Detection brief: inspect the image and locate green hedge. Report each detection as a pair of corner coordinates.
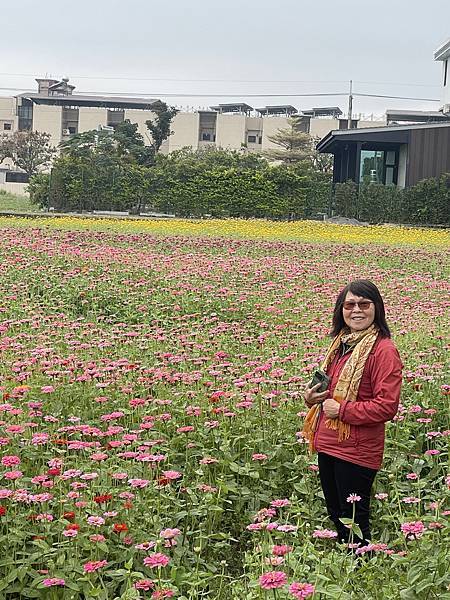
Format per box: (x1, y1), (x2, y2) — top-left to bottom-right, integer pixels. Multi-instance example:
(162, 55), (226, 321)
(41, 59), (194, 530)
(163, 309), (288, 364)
(334, 176), (450, 225)
(28, 145), (449, 225)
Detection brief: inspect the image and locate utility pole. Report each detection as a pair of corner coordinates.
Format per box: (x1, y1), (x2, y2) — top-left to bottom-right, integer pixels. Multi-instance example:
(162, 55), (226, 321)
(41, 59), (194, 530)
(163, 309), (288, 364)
(347, 80), (353, 129)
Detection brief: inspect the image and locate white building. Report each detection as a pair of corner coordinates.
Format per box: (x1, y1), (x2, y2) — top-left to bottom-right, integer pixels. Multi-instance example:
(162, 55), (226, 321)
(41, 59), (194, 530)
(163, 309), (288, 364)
(0, 78), (385, 193)
(434, 38), (450, 113)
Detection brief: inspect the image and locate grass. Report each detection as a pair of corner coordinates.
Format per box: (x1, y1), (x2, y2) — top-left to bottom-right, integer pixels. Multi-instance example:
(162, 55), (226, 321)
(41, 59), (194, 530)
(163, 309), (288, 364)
(0, 190), (38, 213)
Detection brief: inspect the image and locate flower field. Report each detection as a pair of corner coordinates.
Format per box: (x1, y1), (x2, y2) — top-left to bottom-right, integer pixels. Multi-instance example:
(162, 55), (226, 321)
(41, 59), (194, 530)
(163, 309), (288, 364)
(0, 216), (448, 599)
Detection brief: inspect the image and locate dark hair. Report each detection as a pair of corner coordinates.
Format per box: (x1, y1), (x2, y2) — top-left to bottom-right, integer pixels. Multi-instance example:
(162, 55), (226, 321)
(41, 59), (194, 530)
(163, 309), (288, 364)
(330, 279), (391, 338)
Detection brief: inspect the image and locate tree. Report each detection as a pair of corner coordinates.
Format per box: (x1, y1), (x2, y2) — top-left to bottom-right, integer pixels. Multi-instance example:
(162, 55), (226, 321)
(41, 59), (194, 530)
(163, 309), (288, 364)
(309, 136), (334, 174)
(0, 131), (56, 176)
(145, 101), (178, 159)
(264, 116), (314, 164)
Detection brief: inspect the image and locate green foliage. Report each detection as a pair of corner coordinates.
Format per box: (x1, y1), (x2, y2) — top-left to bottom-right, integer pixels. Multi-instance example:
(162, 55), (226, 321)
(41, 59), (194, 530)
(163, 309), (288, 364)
(30, 105), (177, 212)
(0, 130), (56, 176)
(333, 177), (450, 225)
(264, 116), (314, 164)
(145, 100), (179, 156)
(147, 148), (329, 219)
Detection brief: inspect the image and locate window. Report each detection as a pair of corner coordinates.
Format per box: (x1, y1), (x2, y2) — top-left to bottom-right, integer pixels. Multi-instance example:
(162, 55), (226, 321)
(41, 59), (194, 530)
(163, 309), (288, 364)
(68, 126), (77, 134)
(247, 135), (257, 143)
(359, 149), (398, 185)
(3, 123), (12, 131)
(6, 172), (29, 183)
(258, 136), (262, 144)
(18, 99), (33, 131)
(202, 132), (211, 141)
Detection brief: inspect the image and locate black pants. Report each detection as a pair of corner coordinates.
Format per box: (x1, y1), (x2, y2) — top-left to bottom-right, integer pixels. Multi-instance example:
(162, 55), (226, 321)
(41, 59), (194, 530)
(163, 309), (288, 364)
(318, 452), (377, 544)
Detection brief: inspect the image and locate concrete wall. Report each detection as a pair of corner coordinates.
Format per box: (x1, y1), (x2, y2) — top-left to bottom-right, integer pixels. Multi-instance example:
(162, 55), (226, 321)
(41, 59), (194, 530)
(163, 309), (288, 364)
(168, 112), (199, 152)
(33, 105), (62, 146)
(261, 116), (289, 150)
(124, 109), (154, 145)
(309, 119), (340, 140)
(78, 107), (107, 132)
(0, 182), (29, 195)
(216, 114), (246, 149)
(0, 97), (16, 133)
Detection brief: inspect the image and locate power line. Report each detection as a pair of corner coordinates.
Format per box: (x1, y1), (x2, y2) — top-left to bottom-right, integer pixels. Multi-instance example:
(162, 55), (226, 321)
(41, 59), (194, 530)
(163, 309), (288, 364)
(0, 72), (441, 88)
(354, 93), (440, 102)
(0, 86), (440, 102)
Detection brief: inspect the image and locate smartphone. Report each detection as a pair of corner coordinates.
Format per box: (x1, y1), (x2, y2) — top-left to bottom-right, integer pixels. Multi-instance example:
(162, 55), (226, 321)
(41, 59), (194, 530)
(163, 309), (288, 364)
(308, 369), (330, 393)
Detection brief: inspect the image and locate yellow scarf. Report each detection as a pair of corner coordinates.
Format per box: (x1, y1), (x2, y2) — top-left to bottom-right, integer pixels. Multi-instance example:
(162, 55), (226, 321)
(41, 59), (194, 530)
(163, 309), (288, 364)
(302, 324), (379, 450)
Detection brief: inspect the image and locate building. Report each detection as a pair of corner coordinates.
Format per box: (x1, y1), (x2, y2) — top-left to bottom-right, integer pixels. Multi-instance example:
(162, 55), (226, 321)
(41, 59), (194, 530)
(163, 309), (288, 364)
(317, 38), (450, 189)
(434, 38), (450, 113)
(317, 122), (450, 188)
(0, 78), (383, 164)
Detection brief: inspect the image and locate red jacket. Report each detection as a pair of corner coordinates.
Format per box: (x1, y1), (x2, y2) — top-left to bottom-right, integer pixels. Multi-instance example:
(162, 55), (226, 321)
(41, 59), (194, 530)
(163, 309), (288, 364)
(314, 336), (402, 470)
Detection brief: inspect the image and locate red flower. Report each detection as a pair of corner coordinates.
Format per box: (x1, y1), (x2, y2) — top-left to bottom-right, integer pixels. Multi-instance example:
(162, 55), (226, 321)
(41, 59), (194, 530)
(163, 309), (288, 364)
(157, 477), (170, 486)
(47, 468), (61, 477)
(65, 523), (80, 531)
(123, 501), (133, 510)
(94, 494), (113, 504)
(0, 506), (6, 517)
(63, 511), (76, 521)
(113, 523), (128, 533)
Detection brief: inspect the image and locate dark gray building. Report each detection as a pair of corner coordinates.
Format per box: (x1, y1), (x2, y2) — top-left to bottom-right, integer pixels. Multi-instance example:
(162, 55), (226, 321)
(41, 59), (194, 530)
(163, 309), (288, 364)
(317, 122), (450, 188)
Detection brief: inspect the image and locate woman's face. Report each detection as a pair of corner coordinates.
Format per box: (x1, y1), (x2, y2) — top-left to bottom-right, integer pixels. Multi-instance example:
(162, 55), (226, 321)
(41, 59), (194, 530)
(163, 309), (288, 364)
(342, 291), (376, 333)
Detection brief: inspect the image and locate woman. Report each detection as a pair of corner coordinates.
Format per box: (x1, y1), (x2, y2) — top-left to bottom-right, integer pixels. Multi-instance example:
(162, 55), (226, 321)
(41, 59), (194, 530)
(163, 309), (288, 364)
(303, 279), (402, 545)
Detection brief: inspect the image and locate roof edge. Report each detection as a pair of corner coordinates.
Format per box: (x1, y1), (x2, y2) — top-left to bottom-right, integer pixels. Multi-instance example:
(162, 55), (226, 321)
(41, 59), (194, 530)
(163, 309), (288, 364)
(434, 38), (450, 60)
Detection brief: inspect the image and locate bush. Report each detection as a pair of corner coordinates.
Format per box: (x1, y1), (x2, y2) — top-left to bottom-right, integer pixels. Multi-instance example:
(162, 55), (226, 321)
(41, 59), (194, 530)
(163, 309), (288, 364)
(333, 176), (450, 226)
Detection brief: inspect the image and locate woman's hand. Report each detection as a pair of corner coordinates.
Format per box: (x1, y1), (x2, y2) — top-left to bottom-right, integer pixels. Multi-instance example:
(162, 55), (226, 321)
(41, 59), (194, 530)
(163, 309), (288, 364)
(304, 383), (329, 408)
(323, 398), (341, 419)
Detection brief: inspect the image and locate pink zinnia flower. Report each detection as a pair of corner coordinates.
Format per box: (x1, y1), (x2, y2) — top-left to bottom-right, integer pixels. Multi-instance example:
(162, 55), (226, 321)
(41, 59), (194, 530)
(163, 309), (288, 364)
(3, 470), (22, 480)
(313, 528), (338, 539)
(401, 521), (426, 539)
(160, 528), (181, 539)
(252, 453), (268, 461)
(42, 578), (65, 587)
(41, 386), (55, 393)
(259, 571), (288, 589)
(277, 524), (298, 532)
(63, 529), (78, 537)
(270, 498), (291, 508)
(346, 493), (361, 503)
(162, 470), (182, 480)
(143, 553), (170, 569)
(375, 493), (388, 500)
(272, 545), (293, 556)
(128, 478), (150, 488)
(87, 516), (105, 527)
(402, 497), (420, 504)
(83, 560), (108, 573)
(134, 579), (154, 591)
(89, 534), (106, 542)
(289, 582), (315, 598)
(1, 455), (20, 467)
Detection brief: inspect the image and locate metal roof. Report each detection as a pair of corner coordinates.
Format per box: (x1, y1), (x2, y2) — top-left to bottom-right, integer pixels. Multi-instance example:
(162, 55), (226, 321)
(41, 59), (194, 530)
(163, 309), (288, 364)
(386, 109), (450, 123)
(255, 105), (298, 115)
(210, 103), (254, 113)
(317, 121), (450, 153)
(16, 93), (159, 110)
(434, 38), (450, 61)
(302, 106), (343, 117)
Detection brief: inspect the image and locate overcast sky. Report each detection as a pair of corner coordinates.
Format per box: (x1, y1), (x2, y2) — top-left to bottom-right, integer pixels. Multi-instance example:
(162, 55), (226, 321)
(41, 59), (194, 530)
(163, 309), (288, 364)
(2, 0), (449, 116)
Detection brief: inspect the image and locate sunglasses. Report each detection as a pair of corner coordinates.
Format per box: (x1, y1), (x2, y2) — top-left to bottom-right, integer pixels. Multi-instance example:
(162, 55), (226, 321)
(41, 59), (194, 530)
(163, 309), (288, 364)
(342, 300), (373, 311)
